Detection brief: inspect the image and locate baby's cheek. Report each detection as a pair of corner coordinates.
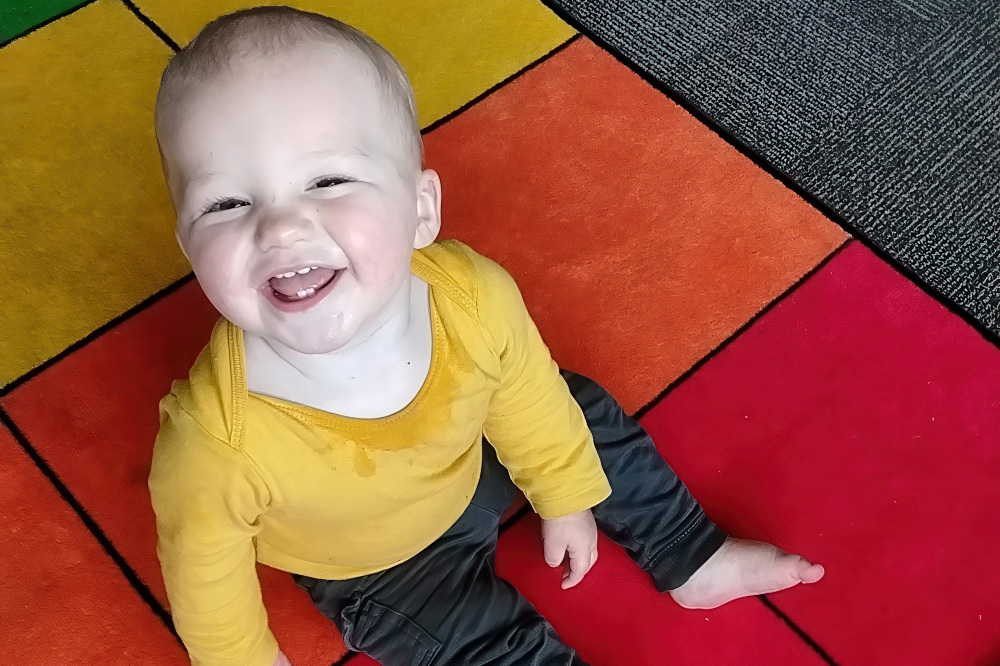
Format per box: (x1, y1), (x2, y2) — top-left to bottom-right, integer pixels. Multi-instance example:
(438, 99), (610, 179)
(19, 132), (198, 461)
(193, 243), (251, 312)
(361, 243), (409, 285)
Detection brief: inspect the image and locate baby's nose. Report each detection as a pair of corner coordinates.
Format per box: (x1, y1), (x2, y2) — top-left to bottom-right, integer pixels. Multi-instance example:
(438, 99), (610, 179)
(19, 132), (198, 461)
(255, 209), (314, 250)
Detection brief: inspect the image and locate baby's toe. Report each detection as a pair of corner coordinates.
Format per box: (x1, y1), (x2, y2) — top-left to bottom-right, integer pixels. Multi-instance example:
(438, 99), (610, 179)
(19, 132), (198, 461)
(799, 562), (825, 584)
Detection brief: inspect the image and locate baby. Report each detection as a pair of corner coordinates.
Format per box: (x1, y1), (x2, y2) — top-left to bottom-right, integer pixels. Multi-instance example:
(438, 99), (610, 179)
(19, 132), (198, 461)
(149, 7), (824, 666)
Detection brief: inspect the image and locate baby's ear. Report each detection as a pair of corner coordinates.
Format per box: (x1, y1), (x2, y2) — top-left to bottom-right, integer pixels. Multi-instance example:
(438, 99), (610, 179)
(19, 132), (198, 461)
(413, 168), (442, 249)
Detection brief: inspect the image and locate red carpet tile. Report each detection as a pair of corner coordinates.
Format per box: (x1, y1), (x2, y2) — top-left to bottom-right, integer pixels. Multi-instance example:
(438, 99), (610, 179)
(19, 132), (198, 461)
(0, 280), (348, 666)
(639, 241), (1000, 666)
(0, 426), (186, 664)
(494, 514), (828, 666)
(424, 37), (846, 414)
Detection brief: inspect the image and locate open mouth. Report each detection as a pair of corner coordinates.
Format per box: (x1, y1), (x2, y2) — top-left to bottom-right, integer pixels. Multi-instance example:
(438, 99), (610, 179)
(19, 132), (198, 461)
(262, 266), (342, 310)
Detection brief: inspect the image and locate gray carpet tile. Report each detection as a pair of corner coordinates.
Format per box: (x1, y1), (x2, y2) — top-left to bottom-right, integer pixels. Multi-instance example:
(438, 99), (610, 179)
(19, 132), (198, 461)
(546, 0), (999, 336)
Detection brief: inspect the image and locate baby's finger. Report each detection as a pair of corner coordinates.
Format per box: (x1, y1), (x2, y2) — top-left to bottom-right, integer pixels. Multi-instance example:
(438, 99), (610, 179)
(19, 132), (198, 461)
(560, 548), (595, 589)
(543, 534), (568, 568)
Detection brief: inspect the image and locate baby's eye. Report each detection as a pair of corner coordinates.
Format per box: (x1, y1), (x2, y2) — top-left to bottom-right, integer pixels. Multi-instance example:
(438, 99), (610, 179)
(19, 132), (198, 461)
(202, 197), (247, 215)
(313, 176), (356, 189)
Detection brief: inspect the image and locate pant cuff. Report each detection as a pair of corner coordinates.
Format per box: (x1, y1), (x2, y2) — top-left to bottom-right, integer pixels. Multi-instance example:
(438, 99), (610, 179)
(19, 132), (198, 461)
(646, 515), (728, 592)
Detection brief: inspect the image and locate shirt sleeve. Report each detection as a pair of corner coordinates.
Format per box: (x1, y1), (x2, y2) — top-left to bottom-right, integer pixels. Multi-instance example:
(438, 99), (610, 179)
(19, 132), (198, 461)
(149, 392), (278, 666)
(473, 252), (612, 519)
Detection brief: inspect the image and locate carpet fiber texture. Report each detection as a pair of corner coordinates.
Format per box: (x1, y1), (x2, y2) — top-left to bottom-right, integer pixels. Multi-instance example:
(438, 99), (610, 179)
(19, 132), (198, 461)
(545, 0), (1000, 336)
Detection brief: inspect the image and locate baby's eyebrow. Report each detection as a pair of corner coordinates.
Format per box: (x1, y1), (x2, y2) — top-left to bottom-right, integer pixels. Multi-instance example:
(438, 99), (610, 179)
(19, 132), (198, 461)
(306, 146), (369, 158)
(179, 148), (370, 193)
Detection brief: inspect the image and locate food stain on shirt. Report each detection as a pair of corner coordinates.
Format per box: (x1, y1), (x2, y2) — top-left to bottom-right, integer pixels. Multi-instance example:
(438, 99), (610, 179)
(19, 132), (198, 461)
(347, 439), (376, 477)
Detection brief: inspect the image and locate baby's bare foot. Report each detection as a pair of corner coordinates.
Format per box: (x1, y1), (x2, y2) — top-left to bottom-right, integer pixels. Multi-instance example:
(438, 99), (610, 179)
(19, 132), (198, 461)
(669, 537), (824, 609)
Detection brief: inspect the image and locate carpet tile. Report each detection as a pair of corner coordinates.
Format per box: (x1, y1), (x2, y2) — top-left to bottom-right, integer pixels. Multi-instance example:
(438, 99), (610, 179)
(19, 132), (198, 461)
(425, 37), (846, 413)
(0, 425), (188, 664)
(495, 514), (830, 665)
(639, 241), (1000, 666)
(133, 0), (577, 129)
(0, 0), (90, 44)
(0, 0), (184, 387)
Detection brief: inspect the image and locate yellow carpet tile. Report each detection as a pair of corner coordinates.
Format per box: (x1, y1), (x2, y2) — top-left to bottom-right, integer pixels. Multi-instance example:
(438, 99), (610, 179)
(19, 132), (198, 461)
(136, 0), (576, 128)
(0, 0), (181, 387)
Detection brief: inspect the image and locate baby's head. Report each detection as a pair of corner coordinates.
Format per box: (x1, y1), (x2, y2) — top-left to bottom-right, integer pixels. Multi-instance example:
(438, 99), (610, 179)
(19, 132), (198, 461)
(154, 6), (441, 355)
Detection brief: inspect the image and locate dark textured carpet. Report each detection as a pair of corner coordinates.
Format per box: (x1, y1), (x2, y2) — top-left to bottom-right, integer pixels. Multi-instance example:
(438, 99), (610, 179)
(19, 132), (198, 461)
(544, 0), (1000, 337)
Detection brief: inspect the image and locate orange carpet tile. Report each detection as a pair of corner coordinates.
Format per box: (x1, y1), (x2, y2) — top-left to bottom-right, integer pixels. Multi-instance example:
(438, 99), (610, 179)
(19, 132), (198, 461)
(426, 37), (846, 414)
(0, 426), (187, 664)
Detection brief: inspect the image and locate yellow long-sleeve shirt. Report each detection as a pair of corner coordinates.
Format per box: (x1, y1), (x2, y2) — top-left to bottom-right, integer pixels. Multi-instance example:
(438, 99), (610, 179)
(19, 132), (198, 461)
(148, 240), (612, 666)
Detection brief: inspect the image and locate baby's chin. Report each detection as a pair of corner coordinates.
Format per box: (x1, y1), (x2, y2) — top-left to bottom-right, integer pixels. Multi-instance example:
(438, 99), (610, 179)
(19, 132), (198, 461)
(257, 318), (356, 356)
(274, 336), (350, 355)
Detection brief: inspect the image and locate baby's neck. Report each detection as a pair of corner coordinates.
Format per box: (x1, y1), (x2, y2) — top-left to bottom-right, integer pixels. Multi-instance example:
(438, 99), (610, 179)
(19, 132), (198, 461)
(243, 277), (434, 417)
(257, 290), (416, 382)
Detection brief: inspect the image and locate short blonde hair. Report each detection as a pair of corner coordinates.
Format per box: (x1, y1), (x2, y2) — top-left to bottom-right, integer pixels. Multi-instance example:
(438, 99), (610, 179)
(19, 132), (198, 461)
(154, 5), (422, 174)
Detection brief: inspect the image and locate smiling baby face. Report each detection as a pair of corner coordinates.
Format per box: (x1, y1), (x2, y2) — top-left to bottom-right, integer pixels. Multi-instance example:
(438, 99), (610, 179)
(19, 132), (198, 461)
(156, 40), (440, 355)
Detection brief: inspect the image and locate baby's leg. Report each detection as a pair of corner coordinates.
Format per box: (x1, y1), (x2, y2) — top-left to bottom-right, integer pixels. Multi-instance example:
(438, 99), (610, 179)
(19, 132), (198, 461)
(561, 370), (823, 608)
(295, 443), (589, 666)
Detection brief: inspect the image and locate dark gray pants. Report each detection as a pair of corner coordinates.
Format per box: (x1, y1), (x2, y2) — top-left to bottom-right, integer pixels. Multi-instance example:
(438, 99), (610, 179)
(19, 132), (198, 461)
(294, 370), (726, 666)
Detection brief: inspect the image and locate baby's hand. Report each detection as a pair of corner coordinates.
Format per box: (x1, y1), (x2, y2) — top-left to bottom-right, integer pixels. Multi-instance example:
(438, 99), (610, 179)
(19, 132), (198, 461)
(540, 509), (598, 589)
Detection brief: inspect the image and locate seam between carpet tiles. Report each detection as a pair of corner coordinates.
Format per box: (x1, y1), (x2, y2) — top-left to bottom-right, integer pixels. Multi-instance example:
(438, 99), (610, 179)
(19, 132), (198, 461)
(632, 238), (851, 421)
(758, 596), (843, 666)
(0, 407), (181, 643)
(0, 272), (195, 397)
(420, 33), (581, 136)
(0, 0), (99, 49)
(534, 0), (1000, 350)
(119, 0), (180, 51)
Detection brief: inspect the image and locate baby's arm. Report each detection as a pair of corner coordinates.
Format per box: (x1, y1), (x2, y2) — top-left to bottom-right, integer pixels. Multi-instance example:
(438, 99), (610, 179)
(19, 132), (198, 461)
(150, 393), (280, 666)
(471, 249), (610, 587)
(476, 254), (610, 514)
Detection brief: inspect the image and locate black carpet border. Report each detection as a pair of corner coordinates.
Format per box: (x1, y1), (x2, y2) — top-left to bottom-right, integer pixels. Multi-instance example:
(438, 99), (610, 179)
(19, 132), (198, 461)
(759, 596), (843, 666)
(0, 272), (197, 398)
(119, 0), (179, 51)
(632, 239), (850, 420)
(0, 406), (181, 643)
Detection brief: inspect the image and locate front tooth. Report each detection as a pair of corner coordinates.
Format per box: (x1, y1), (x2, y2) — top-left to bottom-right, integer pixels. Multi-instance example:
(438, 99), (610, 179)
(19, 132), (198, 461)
(297, 267), (312, 274)
(305, 287), (315, 295)
(282, 272), (296, 278)
(296, 289), (308, 297)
